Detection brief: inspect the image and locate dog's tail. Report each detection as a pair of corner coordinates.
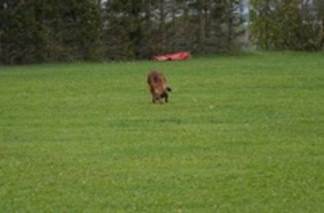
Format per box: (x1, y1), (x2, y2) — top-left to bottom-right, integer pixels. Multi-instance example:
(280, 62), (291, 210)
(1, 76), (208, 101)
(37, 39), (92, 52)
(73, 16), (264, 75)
(166, 86), (172, 92)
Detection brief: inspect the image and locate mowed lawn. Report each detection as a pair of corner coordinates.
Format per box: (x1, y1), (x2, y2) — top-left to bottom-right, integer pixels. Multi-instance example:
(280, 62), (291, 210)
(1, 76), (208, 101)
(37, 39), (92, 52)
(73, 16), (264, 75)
(0, 52), (324, 212)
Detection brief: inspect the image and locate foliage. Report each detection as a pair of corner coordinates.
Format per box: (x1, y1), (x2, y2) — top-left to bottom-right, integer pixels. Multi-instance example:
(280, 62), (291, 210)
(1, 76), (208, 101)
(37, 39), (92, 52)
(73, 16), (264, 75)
(0, 0), (102, 64)
(250, 0), (323, 50)
(2, 0), (324, 64)
(103, 0), (244, 60)
(1, 0), (245, 63)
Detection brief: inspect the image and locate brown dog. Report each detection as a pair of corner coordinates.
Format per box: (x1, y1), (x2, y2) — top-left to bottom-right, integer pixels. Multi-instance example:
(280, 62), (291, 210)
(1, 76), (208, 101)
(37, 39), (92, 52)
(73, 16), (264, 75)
(147, 70), (172, 103)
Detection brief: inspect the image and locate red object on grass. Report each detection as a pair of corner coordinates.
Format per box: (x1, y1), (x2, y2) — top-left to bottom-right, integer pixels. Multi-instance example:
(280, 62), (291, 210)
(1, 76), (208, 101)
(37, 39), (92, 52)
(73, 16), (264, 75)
(153, 51), (191, 61)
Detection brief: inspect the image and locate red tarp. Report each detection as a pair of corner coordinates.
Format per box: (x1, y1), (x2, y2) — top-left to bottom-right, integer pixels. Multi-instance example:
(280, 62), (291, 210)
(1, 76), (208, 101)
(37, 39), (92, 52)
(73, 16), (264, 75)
(153, 51), (191, 61)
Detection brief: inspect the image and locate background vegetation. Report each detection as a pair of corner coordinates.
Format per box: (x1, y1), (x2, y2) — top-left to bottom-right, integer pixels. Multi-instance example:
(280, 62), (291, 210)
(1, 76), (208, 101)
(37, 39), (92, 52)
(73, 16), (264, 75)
(0, 0), (102, 64)
(1, 52), (324, 211)
(250, 0), (324, 51)
(1, 0), (323, 64)
(0, 0), (245, 64)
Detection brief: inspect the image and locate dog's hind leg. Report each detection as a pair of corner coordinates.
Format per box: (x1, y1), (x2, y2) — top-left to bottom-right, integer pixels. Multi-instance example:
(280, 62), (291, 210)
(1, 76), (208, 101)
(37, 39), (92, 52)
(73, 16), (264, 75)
(164, 92), (169, 103)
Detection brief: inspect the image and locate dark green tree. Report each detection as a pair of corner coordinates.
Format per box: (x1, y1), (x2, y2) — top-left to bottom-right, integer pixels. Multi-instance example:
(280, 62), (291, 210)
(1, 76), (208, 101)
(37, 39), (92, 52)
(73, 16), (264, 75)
(0, 0), (46, 64)
(1, 0), (247, 63)
(250, 0), (323, 51)
(103, 0), (243, 60)
(0, 0), (101, 64)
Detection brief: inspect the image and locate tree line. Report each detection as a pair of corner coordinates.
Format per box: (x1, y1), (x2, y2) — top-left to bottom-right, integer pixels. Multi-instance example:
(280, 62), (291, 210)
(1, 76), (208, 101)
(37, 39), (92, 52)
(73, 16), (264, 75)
(250, 0), (324, 51)
(0, 0), (245, 64)
(0, 0), (323, 65)
(0, 0), (102, 64)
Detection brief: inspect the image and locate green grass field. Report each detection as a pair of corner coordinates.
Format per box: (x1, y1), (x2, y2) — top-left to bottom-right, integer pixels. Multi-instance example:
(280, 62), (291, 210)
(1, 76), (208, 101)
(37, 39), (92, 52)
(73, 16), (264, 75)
(1, 52), (324, 212)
